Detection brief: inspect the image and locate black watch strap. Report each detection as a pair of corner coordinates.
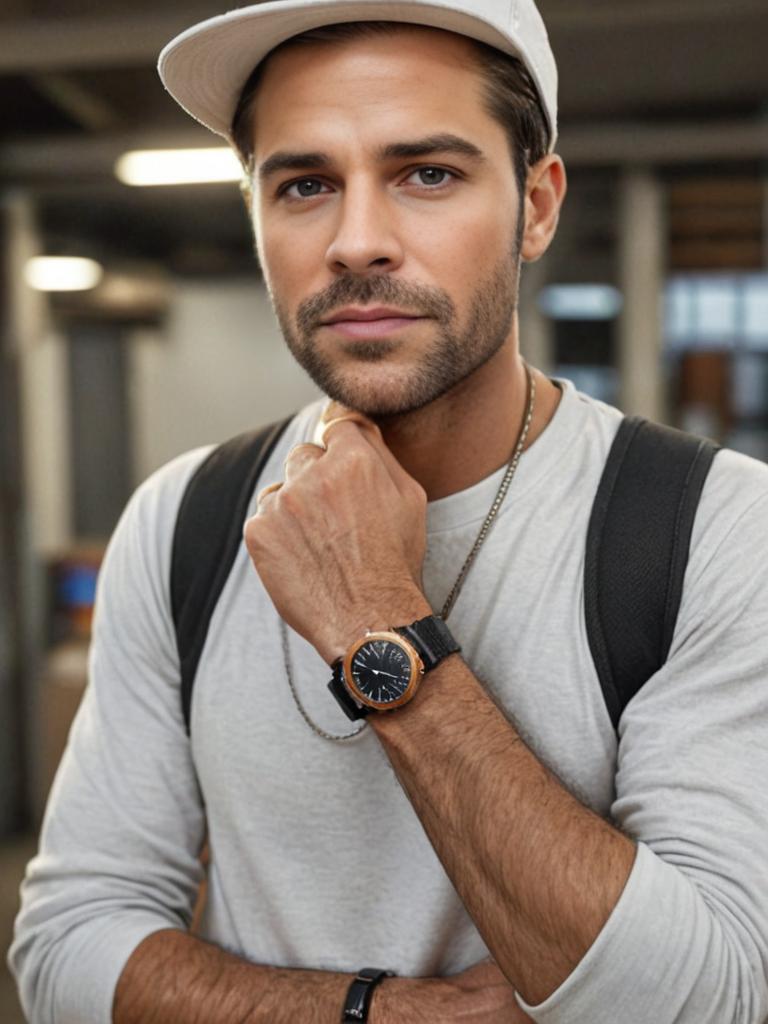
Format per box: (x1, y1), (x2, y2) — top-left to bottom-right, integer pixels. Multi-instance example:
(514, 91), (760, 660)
(327, 616), (460, 720)
(394, 615), (461, 671)
(342, 968), (393, 1021)
(328, 661), (370, 721)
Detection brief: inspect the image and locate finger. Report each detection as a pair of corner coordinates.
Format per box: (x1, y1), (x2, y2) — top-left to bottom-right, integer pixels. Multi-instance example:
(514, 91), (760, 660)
(314, 404), (381, 446)
(322, 416), (420, 500)
(283, 441), (326, 482)
(256, 481), (282, 511)
(320, 399), (353, 424)
(312, 400), (357, 444)
(319, 412), (374, 448)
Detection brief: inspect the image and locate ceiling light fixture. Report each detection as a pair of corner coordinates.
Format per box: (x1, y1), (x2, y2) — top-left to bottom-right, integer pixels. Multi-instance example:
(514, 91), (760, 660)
(25, 257), (104, 292)
(115, 148), (242, 186)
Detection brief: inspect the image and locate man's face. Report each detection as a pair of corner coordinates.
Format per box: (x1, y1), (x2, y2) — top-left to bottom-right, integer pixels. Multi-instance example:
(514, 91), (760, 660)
(251, 27), (526, 417)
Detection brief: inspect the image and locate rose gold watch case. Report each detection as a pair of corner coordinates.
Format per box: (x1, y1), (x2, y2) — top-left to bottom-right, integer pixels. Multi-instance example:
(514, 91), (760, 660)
(343, 630), (425, 711)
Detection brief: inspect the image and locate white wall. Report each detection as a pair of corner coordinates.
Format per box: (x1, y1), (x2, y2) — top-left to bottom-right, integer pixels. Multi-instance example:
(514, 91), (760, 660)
(130, 277), (322, 483)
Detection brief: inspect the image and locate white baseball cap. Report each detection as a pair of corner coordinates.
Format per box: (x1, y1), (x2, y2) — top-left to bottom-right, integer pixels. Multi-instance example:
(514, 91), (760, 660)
(158, 0), (558, 152)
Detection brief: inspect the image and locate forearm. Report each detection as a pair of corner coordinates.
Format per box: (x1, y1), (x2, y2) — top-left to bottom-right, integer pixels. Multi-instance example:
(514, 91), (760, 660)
(371, 654), (636, 1007)
(113, 929), (532, 1024)
(113, 929), (351, 1024)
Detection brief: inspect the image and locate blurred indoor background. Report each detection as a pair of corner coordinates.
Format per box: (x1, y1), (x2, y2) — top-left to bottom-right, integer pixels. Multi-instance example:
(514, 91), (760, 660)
(1, 0), (767, 1018)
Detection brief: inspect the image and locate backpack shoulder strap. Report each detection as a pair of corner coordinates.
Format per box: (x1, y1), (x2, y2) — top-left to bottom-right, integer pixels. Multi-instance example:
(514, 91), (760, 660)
(171, 418), (292, 734)
(584, 415), (720, 731)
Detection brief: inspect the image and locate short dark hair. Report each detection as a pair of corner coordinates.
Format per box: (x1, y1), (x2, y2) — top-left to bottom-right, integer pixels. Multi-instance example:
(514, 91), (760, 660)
(231, 21), (551, 202)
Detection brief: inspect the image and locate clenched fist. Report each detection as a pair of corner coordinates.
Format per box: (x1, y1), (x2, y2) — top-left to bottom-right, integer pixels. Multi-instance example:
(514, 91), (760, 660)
(243, 406), (432, 665)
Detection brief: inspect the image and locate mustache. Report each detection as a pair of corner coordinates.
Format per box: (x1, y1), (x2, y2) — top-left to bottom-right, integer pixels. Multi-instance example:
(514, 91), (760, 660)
(295, 275), (455, 334)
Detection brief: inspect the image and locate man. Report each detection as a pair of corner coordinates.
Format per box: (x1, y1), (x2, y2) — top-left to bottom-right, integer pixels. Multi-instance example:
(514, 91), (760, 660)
(10, 1), (768, 1022)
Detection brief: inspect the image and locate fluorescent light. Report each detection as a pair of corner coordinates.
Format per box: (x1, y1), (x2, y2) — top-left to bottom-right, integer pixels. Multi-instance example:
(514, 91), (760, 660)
(25, 257), (103, 292)
(115, 148), (242, 186)
(537, 285), (624, 321)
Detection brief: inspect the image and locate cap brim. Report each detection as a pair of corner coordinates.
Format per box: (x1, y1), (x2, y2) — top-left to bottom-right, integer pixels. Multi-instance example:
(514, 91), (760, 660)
(158, 0), (556, 149)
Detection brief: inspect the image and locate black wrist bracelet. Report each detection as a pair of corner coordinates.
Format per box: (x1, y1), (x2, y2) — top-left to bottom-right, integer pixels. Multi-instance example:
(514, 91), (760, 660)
(341, 967), (393, 1022)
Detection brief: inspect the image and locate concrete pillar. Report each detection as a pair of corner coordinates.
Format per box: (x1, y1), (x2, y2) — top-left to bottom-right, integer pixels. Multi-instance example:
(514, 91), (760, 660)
(6, 193), (72, 553)
(617, 167), (666, 422)
(0, 197), (22, 832)
(2, 191), (71, 829)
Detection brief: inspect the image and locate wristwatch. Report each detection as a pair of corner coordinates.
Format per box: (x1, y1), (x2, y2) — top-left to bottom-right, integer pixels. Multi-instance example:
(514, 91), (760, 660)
(328, 614), (461, 720)
(342, 968), (393, 1021)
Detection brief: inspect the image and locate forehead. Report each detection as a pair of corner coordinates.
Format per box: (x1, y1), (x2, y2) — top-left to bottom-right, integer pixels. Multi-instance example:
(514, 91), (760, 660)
(251, 26), (496, 158)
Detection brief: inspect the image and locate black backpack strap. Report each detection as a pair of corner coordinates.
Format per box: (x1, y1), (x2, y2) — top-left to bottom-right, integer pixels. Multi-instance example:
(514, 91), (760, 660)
(585, 416), (720, 731)
(171, 418), (292, 734)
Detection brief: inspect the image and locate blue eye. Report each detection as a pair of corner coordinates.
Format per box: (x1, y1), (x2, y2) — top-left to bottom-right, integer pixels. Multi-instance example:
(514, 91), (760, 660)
(415, 167), (449, 186)
(284, 179), (327, 199)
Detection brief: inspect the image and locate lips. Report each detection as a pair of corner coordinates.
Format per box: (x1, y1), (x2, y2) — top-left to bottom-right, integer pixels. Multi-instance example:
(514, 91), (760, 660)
(320, 306), (425, 340)
(321, 306), (420, 325)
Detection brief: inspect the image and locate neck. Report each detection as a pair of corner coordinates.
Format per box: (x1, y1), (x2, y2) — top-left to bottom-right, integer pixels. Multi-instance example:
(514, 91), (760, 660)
(373, 341), (562, 501)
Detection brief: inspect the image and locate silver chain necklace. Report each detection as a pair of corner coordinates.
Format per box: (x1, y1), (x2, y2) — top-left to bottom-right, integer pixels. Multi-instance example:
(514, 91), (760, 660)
(281, 360), (537, 742)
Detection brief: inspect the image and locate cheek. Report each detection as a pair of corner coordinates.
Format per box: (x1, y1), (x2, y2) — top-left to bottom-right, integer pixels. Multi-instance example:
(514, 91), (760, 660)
(259, 233), (300, 302)
(257, 213), (326, 301)
(409, 213), (510, 292)
(415, 193), (516, 264)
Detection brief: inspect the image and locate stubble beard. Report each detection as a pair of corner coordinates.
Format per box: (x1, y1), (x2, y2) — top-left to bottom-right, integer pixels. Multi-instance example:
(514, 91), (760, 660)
(270, 221), (524, 418)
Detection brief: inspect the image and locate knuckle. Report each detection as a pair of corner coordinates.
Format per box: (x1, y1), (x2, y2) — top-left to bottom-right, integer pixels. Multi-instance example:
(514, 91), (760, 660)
(279, 485), (303, 516)
(317, 475), (337, 501)
(243, 517), (263, 553)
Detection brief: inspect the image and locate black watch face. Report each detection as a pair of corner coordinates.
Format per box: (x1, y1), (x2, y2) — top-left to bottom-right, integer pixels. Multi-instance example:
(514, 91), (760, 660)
(349, 638), (413, 707)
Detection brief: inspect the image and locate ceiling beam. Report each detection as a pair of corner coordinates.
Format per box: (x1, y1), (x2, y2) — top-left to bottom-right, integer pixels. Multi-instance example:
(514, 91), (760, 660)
(0, 9), (216, 73)
(2, 119), (767, 187)
(541, 0), (767, 29)
(29, 74), (117, 132)
(1, 1), (766, 73)
(559, 118), (768, 167)
(0, 131), (213, 184)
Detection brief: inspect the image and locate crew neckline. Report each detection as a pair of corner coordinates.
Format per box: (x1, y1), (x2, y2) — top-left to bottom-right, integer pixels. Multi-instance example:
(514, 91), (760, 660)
(301, 377), (588, 535)
(425, 376), (584, 534)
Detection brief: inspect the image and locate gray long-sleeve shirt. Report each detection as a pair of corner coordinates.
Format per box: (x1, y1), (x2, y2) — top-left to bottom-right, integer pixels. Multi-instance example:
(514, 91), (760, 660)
(10, 378), (768, 1022)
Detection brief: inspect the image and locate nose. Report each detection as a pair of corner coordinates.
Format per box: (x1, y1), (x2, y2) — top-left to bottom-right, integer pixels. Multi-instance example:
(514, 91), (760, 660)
(325, 181), (404, 275)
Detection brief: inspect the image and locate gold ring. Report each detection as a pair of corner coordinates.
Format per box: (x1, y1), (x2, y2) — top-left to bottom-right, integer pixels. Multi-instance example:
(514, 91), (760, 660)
(257, 482), (283, 504)
(320, 413), (369, 447)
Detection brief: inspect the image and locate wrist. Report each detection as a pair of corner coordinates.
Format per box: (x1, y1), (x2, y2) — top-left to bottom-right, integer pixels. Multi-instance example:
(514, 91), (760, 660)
(328, 612), (461, 724)
(366, 643), (466, 737)
(323, 589), (433, 665)
(369, 974), (439, 1022)
(341, 968), (395, 1022)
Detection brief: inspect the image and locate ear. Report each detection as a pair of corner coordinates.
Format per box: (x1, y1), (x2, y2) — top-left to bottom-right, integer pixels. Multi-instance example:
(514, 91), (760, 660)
(521, 154), (567, 263)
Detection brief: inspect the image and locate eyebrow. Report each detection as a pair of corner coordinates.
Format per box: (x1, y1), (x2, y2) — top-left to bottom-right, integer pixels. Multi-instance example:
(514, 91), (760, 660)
(258, 151), (330, 183)
(379, 134), (485, 163)
(257, 133), (486, 184)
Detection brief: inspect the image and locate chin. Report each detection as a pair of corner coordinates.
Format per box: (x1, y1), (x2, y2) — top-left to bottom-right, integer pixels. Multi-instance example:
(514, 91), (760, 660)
(318, 367), (457, 419)
(322, 382), (416, 418)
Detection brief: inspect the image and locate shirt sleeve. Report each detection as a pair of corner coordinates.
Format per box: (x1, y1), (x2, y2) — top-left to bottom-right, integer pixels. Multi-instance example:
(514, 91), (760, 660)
(8, 449), (212, 1024)
(517, 460), (768, 1023)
